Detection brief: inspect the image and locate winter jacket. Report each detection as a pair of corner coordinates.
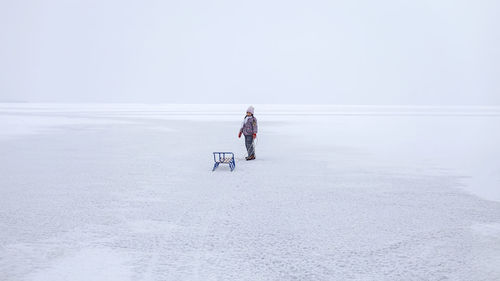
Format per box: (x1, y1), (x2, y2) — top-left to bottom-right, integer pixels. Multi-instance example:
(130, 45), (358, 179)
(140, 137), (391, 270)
(240, 116), (258, 136)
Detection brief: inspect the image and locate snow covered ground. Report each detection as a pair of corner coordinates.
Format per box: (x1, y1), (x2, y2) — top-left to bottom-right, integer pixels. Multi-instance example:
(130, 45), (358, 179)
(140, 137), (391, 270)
(1, 103), (500, 280)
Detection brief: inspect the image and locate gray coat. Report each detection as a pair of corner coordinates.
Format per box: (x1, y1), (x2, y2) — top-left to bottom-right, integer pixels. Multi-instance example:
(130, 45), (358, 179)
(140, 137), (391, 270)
(240, 116), (258, 136)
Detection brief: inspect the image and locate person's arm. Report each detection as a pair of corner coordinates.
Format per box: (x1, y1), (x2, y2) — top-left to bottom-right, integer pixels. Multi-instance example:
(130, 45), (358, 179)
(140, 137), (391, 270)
(238, 123), (243, 138)
(252, 117), (258, 138)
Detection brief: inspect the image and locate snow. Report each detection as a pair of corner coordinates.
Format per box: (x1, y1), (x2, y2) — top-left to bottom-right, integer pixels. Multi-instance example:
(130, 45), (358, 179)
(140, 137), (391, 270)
(1, 103), (500, 280)
(27, 248), (134, 281)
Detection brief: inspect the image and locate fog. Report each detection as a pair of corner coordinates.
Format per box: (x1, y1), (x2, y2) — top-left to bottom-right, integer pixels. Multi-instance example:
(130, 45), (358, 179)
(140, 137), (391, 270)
(1, 0), (499, 105)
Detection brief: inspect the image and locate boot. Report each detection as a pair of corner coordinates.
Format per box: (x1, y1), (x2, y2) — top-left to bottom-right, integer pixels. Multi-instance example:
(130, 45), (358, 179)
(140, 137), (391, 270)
(247, 155), (255, 160)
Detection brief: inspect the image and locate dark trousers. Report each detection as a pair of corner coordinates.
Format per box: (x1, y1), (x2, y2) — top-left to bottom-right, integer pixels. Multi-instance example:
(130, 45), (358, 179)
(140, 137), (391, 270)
(244, 135), (255, 157)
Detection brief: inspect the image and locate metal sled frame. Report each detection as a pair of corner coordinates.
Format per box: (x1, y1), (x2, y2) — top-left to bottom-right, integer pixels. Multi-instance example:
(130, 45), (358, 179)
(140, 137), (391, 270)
(212, 152), (235, 172)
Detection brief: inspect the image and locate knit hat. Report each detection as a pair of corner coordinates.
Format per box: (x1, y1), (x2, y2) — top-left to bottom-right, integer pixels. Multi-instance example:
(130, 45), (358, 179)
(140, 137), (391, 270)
(246, 105), (255, 115)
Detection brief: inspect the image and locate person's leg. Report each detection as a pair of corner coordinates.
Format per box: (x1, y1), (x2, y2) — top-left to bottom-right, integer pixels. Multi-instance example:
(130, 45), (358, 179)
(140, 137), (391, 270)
(245, 135), (255, 158)
(244, 135), (251, 157)
(250, 137), (255, 158)
(245, 135), (254, 157)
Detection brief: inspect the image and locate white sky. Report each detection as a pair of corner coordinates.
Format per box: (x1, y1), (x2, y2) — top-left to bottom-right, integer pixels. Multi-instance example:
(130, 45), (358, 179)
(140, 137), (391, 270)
(0, 0), (499, 105)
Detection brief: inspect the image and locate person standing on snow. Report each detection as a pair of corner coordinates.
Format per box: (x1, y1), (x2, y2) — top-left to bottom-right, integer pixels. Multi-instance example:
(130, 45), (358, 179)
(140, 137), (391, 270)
(238, 106), (258, 160)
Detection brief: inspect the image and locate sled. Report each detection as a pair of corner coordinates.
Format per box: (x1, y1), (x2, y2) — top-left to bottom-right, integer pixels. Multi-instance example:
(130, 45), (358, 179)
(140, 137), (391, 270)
(212, 152), (235, 172)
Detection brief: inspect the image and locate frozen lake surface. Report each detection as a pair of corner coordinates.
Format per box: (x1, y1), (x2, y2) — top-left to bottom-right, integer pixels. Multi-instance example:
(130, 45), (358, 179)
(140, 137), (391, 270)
(1, 104), (500, 280)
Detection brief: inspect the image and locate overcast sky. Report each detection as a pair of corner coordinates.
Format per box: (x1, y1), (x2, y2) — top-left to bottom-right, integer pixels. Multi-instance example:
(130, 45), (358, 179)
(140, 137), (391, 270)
(0, 0), (498, 105)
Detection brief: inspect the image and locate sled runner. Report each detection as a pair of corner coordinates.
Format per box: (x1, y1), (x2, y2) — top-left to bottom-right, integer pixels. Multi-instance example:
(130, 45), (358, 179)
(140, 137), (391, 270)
(212, 152), (235, 172)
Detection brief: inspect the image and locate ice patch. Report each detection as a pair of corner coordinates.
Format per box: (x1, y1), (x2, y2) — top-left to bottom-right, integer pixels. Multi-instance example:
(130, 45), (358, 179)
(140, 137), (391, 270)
(471, 223), (500, 277)
(471, 223), (500, 238)
(0, 115), (135, 141)
(127, 220), (178, 234)
(27, 248), (133, 281)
